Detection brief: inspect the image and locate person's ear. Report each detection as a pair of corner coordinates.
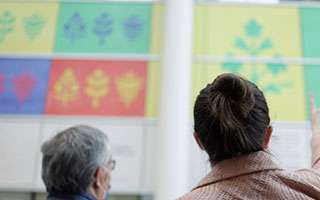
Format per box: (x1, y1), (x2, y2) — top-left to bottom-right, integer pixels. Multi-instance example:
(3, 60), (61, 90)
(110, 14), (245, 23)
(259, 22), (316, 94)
(94, 166), (105, 188)
(263, 126), (273, 149)
(194, 131), (205, 150)
(89, 166), (104, 199)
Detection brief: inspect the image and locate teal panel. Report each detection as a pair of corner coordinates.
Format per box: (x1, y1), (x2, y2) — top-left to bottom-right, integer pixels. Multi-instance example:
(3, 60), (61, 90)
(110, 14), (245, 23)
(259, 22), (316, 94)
(54, 2), (151, 53)
(301, 8), (320, 58)
(301, 8), (320, 118)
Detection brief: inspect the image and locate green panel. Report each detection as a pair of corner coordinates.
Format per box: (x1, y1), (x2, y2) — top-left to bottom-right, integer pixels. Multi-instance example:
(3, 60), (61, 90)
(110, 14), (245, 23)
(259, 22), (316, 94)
(303, 65), (320, 119)
(54, 2), (151, 53)
(301, 8), (320, 118)
(301, 8), (320, 58)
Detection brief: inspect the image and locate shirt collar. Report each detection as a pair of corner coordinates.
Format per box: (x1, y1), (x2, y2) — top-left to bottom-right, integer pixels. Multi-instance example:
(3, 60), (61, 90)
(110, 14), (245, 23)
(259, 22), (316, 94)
(192, 151), (283, 191)
(48, 191), (98, 200)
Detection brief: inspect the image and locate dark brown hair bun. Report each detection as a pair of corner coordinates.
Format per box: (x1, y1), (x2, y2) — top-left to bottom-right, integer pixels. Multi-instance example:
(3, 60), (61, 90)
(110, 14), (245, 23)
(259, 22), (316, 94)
(209, 73), (255, 131)
(194, 73), (270, 164)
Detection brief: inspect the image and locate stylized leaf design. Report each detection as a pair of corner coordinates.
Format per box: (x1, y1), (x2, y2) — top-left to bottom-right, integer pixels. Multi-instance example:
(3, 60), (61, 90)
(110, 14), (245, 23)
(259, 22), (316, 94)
(263, 82), (292, 94)
(0, 10), (15, 43)
(266, 55), (287, 75)
(223, 19), (293, 95)
(245, 19), (261, 38)
(234, 37), (249, 51)
(258, 37), (273, 52)
(262, 84), (281, 94)
(222, 53), (243, 72)
(52, 68), (80, 106)
(222, 62), (243, 73)
(6, 27), (13, 33)
(267, 63), (287, 75)
(12, 71), (37, 104)
(85, 69), (109, 108)
(24, 13), (46, 41)
(116, 71), (143, 107)
(280, 82), (293, 88)
(63, 12), (86, 42)
(93, 12), (113, 45)
(123, 15), (144, 42)
(0, 71), (5, 93)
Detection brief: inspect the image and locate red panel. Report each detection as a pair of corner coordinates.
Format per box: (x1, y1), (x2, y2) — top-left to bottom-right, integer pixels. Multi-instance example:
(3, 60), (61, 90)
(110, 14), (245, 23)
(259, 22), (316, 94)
(45, 60), (147, 116)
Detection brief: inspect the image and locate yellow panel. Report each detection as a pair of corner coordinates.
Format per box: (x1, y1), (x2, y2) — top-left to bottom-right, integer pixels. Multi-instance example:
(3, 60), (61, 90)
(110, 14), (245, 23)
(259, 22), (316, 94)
(145, 61), (161, 117)
(207, 5), (303, 57)
(199, 6), (306, 120)
(0, 2), (59, 52)
(193, 5), (210, 55)
(149, 3), (163, 54)
(146, 4), (162, 117)
(191, 62), (209, 116)
(146, 3), (162, 117)
(205, 63), (306, 120)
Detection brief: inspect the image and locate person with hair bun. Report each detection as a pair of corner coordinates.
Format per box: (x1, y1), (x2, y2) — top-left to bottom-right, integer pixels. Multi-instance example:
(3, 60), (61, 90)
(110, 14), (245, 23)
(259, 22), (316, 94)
(178, 73), (320, 200)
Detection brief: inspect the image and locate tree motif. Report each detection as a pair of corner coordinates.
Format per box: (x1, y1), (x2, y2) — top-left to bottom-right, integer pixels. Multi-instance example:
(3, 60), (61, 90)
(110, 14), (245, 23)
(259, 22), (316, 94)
(0, 10), (15, 43)
(12, 71), (37, 104)
(52, 69), (80, 107)
(222, 19), (291, 94)
(0, 70), (5, 93)
(93, 12), (113, 45)
(123, 15), (144, 42)
(63, 12), (86, 42)
(116, 71), (143, 107)
(85, 69), (109, 108)
(24, 13), (46, 41)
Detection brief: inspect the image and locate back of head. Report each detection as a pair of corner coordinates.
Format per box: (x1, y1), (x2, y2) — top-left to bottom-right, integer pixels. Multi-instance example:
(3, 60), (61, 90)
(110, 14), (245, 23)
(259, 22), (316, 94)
(41, 125), (109, 194)
(194, 73), (270, 164)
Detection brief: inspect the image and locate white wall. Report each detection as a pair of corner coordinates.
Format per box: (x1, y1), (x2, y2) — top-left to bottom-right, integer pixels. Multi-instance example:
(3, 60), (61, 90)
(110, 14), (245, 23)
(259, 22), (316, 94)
(0, 116), (313, 196)
(0, 116), (155, 196)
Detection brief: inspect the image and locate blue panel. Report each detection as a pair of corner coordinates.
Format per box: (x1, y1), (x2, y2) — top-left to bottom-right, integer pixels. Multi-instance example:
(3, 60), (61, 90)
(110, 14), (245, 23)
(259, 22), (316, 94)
(0, 58), (50, 114)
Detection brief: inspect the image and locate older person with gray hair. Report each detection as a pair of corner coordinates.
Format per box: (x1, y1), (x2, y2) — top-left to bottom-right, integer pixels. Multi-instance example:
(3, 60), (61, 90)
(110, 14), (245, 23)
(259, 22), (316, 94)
(41, 125), (115, 200)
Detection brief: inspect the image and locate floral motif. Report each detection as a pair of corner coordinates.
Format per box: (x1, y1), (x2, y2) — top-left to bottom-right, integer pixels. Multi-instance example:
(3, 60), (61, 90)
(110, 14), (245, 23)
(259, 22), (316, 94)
(245, 19), (261, 38)
(52, 68), (80, 106)
(63, 12), (86, 42)
(93, 12), (113, 45)
(0, 10), (15, 43)
(24, 13), (46, 41)
(85, 69), (109, 108)
(0, 70), (5, 93)
(222, 53), (243, 72)
(123, 15), (144, 42)
(12, 71), (37, 104)
(222, 19), (291, 94)
(116, 71), (143, 107)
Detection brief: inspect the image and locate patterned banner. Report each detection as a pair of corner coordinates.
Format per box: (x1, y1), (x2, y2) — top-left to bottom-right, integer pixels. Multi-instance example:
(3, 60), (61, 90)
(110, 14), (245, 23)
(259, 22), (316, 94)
(191, 5), (306, 120)
(301, 8), (320, 119)
(0, 59), (50, 114)
(149, 3), (163, 54)
(0, 2), (59, 52)
(145, 61), (160, 117)
(54, 2), (151, 53)
(45, 60), (147, 116)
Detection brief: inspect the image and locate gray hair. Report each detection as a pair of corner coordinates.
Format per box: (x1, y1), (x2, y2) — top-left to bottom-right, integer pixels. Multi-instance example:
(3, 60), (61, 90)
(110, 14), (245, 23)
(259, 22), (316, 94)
(41, 125), (110, 193)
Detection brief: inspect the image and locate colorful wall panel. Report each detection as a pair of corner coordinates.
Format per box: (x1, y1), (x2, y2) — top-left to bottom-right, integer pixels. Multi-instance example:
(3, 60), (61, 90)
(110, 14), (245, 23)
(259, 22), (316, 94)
(301, 8), (320, 119)
(0, 2), (59, 52)
(192, 5), (306, 120)
(45, 60), (147, 116)
(0, 2), (319, 120)
(0, 58), (50, 114)
(149, 3), (163, 54)
(145, 61), (160, 117)
(54, 2), (151, 53)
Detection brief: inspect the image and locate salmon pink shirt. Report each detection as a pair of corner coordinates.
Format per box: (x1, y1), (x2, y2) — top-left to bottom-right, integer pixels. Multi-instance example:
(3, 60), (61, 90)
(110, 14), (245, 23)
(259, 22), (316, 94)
(177, 136), (320, 200)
